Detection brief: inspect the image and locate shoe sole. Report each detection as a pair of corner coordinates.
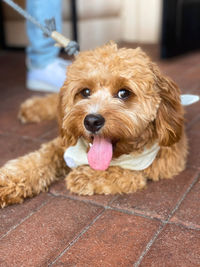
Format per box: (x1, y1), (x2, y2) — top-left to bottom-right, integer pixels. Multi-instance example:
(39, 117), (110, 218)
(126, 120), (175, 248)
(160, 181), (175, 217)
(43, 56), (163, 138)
(26, 80), (60, 93)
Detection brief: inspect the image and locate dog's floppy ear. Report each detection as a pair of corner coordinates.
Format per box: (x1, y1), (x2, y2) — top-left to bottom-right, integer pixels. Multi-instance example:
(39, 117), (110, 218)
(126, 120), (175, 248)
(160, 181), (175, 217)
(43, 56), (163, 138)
(57, 85), (78, 148)
(57, 87), (64, 132)
(151, 63), (184, 146)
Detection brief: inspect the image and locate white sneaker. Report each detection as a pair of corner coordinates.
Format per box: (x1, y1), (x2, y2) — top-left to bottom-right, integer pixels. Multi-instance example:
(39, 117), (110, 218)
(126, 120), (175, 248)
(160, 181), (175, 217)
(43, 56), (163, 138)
(26, 58), (72, 92)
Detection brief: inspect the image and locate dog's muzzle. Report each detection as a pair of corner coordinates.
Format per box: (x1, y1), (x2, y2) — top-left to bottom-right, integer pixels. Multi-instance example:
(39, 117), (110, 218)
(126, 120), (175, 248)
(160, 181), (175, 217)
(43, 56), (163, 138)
(84, 113), (105, 133)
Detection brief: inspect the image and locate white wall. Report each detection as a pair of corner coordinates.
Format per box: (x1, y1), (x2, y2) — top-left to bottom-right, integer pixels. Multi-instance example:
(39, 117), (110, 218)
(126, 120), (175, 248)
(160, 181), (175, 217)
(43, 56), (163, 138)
(4, 0), (162, 49)
(121, 0), (162, 43)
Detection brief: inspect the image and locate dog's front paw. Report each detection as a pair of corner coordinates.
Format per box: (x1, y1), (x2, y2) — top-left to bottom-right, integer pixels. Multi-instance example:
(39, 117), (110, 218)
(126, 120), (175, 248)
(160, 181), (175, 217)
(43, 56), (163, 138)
(18, 97), (46, 123)
(18, 94), (58, 123)
(0, 170), (25, 208)
(66, 166), (96, 195)
(66, 166), (147, 196)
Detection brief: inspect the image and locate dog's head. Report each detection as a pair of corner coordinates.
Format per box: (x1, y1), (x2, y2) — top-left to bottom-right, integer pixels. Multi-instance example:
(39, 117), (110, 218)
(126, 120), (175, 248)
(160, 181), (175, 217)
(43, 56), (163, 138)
(58, 42), (184, 168)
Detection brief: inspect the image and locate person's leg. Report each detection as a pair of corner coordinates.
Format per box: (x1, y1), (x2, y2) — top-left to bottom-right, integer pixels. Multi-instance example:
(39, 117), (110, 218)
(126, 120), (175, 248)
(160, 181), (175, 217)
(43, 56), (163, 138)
(26, 0), (71, 92)
(26, 0), (62, 68)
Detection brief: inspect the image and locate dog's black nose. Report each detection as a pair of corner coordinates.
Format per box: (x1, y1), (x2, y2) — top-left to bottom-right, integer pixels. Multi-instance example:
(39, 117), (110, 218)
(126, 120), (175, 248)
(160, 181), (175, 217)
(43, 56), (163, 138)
(84, 114), (105, 133)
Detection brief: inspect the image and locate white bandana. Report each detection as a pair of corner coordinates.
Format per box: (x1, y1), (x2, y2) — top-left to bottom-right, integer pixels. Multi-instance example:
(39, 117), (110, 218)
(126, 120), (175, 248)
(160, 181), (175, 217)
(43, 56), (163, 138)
(64, 138), (160, 171)
(63, 94), (199, 170)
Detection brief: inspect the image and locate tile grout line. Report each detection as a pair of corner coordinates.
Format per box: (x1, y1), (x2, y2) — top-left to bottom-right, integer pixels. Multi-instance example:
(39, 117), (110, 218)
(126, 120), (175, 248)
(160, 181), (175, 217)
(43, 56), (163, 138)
(48, 192), (164, 223)
(107, 195), (119, 206)
(134, 172), (200, 267)
(49, 190), (200, 231)
(39, 128), (58, 141)
(134, 223), (166, 267)
(0, 131), (42, 144)
(49, 209), (105, 266)
(186, 114), (200, 131)
(48, 192), (108, 209)
(167, 221), (200, 231)
(0, 128), (57, 144)
(166, 172), (200, 221)
(0, 198), (51, 241)
(107, 206), (163, 224)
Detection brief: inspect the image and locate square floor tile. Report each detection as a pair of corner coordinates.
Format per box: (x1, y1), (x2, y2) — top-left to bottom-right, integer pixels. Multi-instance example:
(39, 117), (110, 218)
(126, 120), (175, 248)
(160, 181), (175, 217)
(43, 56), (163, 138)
(0, 197), (103, 267)
(52, 210), (161, 266)
(111, 168), (198, 220)
(171, 178), (200, 229)
(140, 224), (200, 267)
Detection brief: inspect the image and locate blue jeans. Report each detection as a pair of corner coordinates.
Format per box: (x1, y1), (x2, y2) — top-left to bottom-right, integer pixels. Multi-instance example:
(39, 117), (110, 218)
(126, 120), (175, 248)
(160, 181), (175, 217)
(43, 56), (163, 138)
(26, 0), (62, 68)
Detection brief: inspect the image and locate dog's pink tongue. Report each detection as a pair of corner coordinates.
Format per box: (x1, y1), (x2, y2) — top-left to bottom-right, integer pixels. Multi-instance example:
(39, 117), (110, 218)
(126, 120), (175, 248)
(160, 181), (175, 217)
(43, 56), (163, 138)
(87, 136), (113, 171)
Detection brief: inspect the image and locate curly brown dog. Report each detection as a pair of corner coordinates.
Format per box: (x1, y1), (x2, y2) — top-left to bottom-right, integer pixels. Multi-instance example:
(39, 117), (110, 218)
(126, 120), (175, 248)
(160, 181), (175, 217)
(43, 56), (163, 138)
(0, 42), (188, 208)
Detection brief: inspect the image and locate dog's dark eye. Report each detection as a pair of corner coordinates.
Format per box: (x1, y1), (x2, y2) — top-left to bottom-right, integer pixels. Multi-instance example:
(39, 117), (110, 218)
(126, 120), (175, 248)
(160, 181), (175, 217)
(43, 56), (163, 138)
(80, 88), (91, 98)
(117, 89), (131, 100)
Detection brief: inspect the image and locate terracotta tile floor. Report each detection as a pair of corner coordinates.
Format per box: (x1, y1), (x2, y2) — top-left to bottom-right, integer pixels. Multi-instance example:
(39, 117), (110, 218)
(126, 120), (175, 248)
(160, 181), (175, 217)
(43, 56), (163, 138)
(0, 47), (200, 266)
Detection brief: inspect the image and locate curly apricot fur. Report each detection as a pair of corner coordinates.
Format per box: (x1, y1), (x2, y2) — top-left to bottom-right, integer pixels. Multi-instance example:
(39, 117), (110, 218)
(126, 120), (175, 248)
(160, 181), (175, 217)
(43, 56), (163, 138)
(0, 42), (187, 207)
